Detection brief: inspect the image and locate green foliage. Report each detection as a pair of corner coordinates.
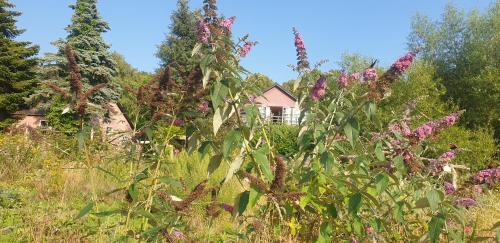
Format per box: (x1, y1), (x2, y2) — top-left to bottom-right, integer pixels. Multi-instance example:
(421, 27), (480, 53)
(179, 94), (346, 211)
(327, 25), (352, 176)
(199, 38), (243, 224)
(409, 2), (500, 139)
(281, 79), (298, 97)
(46, 97), (79, 134)
(111, 52), (151, 127)
(0, 0), (39, 128)
(266, 124), (300, 158)
(434, 126), (497, 171)
(245, 73), (274, 91)
(156, 0), (199, 69)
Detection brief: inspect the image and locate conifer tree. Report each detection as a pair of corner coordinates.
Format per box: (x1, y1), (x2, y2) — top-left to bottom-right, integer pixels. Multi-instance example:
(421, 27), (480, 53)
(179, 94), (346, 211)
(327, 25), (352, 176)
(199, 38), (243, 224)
(0, 0), (39, 128)
(156, 0), (198, 69)
(53, 0), (118, 104)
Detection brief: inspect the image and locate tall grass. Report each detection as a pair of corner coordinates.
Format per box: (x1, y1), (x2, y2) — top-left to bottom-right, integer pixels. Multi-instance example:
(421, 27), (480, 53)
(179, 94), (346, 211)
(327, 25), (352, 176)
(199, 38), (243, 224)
(0, 131), (242, 241)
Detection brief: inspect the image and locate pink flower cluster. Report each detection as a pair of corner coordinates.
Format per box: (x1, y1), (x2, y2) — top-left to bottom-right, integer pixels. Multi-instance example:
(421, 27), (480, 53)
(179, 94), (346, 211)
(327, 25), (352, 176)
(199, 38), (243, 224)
(363, 68), (378, 82)
(240, 41), (255, 58)
(438, 150), (457, 161)
(171, 230), (186, 240)
(219, 16), (236, 32)
(455, 198), (476, 208)
(403, 151), (414, 163)
(350, 72), (360, 81)
(391, 51), (417, 73)
(197, 20), (211, 44)
(430, 150), (457, 174)
(444, 182), (455, 194)
(412, 112), (462, 141)
(430, 159), (444, 174)
(311, 76), (327, 101)
(474, 167), (500, 185)
(293, 28), (310, 70)
(389, 122), (411, 137)
(198, 100), (209, 112)
(338, 72), (348, 88)
(173, 118), (184, 126)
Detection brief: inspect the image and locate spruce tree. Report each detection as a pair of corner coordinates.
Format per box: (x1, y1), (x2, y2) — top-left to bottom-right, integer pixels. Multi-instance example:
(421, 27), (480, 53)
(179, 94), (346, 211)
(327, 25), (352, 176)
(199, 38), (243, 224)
(0, 0), (39, 128)
(54, 0), (118, 104)
(156, 0), (198, 69)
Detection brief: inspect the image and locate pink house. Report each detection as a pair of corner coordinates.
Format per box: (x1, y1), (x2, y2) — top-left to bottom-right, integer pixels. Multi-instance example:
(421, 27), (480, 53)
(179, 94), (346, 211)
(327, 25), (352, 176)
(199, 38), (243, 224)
(253, 83), (301, 125)
(13, 103), (133, 145)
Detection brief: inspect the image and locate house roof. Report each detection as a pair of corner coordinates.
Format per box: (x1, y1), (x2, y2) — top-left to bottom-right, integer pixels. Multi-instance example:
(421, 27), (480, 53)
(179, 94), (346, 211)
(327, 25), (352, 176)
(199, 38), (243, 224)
(11, 108), (46, 117)
(262, 83), (297, 101)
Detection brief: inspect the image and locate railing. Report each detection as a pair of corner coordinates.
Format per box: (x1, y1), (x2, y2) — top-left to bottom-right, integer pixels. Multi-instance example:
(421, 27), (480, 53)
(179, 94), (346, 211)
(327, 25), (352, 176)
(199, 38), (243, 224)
(264, 114), (300, 125)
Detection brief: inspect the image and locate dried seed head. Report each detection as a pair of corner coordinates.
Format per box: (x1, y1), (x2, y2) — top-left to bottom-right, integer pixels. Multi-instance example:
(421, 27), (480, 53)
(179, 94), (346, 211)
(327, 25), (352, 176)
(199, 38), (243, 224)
(240, 171), (269, 193)
(170, 180), (208, 211)
(270, 156), (286, 192)
(275, 192), (307, 202)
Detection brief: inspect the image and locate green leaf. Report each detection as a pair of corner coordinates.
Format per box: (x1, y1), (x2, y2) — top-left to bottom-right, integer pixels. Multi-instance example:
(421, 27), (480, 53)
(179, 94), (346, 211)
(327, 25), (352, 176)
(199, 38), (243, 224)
(200, 54), (214, 75)
(375, 141), (385, 161)
(223, 148), (245, 184)
(128, 183), (138, 202)
(414, 197), (430, 209)
(93, 209), (122, 217)
(202, 68), (212, 88)
(320, 151), (334, 171)
(252, 148), (273, 182)
(326, 204), (337, 218)
(343, 117), (359, 148)
(248, 187), (262, 209)
(427, 190), (442, 211)
(211, 81), (228, 110)
(429, 214), (445, 243)
(393, 201), (404, 221)
(207, 154), (223, 175)
(364, 102), (377, 121)
(191, 43), (202, 57)
(223, 130), (242, 159)
(316, 222), (332, 243)
(213, 108), (223, 135)
(243, 105), (259, 128)
(198, 141), (213, 161)
(393, 156), (407, 178)
(145, 127), (153, 141)
(75, 202), (94, 220)
(348, 193), (362, 215)
(236, 191), (250, 215)
(375, 173), (389, 195)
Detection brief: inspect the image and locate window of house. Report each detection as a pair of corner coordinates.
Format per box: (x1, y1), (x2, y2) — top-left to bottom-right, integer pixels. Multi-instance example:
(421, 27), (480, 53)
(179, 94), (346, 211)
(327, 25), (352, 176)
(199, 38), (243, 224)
(40, 120), (48, 127)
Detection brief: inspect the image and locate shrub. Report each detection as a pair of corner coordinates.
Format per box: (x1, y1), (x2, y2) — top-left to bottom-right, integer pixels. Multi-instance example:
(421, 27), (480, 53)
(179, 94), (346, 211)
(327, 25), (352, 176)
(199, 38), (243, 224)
(258, 124), (299, 158)
(46, 97), (79, 134)
(433, 127), (498, 171)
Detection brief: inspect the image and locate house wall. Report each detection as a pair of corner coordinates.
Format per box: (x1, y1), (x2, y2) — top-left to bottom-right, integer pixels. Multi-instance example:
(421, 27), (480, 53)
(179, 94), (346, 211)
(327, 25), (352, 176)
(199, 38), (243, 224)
(254, 87), (296, 107)
(16, 116), (44, 129)
(253, 86), (302, 125)
(100, 103), (133, 145)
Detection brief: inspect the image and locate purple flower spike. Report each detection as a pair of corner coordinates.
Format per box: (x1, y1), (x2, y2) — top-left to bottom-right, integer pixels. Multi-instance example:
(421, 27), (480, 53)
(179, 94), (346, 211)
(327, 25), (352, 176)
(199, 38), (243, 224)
(444, 182), (455, 194)
(240, 41), (255, 58)
(338, 71), (349, 88)
(220, 16), (236, 32)
(455, 198), (476, 208)
(363, 68), (378, 82)
(311, 76), (327, 101)
(197, 20), (211, 44)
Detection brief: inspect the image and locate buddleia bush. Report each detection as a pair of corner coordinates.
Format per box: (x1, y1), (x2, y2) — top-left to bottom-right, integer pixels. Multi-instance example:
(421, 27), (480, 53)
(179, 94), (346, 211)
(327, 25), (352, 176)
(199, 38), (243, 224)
(84, 1), (495, 242)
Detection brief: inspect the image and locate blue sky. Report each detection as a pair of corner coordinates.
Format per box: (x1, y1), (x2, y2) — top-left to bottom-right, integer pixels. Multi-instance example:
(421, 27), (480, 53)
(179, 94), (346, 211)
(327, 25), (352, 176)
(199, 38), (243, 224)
(13, 0), (492, 83)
